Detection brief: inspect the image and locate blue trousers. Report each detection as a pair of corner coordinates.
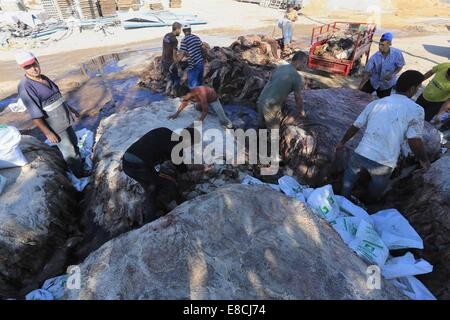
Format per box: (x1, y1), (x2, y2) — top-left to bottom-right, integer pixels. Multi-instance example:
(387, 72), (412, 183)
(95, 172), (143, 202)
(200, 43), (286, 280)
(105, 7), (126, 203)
(282, 20), (293, 45)
(187, 62), (204, 89)
(342, 152), (394, 201)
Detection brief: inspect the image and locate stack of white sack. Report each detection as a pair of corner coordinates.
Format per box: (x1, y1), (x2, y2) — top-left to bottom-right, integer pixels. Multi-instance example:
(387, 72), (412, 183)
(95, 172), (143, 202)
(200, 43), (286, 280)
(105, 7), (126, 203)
(0, 125), (28, 170)
(241, 174), (436, 300)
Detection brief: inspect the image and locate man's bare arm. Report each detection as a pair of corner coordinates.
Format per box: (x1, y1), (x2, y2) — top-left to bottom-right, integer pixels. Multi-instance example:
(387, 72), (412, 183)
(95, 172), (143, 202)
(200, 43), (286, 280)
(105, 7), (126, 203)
(433, 99), (450, 123)
(197, 98), (209, 122)
(423, 69), (435, 82)
(168, 94), (191, 119)
(294, 91), (305, 117)
(336, 125), (360, 151)
(172, 48), (178, 63)
(33, 118), (60, 144)
(408, 138), (431, 171)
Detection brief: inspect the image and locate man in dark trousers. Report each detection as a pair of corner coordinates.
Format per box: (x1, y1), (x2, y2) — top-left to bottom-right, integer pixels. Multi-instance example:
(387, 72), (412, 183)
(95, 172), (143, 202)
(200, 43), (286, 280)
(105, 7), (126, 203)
(359, 32), (405, 99)
(161, 22), (182, 88)
(15, 51), (85, 178)
(122, 127), (199, 220)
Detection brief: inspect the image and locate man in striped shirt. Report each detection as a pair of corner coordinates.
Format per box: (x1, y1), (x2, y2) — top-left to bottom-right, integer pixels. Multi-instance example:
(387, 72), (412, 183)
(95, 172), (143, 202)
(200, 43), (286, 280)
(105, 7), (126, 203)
(178, 24), (206, 89)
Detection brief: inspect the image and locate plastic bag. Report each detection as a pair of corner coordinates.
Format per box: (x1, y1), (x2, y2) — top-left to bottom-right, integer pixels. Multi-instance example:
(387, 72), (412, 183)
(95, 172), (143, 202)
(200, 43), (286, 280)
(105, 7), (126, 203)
(76, 129), (94, 171)
(278, 176), (306, 203)
(382, 252), (433, 280)
(306, 185), (340, 222)
(42, 275), (68, 300)
(335, 195), (371, 221)
(330, 216), (361, 245)
(25, 289), (54, 300)
(389, 276), (436, 300)
(67, 172), (90, 192)
(8, 99), (27, 113)
(302, 188), (314, 200)
(349, 219), (390, 267)
(0, 125), (28, 169)
(371, 209), (424, 250)
(0, 174), (6, 195)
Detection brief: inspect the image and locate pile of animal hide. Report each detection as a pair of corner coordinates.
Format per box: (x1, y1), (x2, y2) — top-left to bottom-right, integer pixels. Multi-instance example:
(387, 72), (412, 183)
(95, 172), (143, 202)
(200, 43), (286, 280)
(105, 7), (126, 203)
(139, 35), (284, 104)
(313, 31), (357, 61)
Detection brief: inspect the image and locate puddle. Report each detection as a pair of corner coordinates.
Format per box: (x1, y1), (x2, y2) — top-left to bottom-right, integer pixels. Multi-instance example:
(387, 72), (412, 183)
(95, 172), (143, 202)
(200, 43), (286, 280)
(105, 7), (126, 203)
(0, 95), (16, 112)
(1, 47), (257, 136)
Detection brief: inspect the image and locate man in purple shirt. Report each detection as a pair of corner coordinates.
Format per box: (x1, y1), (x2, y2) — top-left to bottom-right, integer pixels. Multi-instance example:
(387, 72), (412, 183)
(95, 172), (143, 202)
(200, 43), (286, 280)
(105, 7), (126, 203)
(16, 52), (85, 178)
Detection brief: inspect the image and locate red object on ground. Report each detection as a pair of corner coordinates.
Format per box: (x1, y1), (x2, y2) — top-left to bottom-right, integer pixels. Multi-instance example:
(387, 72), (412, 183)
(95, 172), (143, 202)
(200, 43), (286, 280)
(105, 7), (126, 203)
(308, 22), (377, 76)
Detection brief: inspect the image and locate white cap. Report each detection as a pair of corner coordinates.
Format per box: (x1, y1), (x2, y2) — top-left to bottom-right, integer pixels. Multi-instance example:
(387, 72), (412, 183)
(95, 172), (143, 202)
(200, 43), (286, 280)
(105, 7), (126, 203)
(15, 51), (36, 68)
(182, 23), (191, 30)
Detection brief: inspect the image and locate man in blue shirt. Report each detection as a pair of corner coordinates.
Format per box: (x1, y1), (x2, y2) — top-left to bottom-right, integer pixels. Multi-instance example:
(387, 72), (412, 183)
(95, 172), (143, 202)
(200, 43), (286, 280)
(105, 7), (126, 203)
(15, 52), (85, 178)
(178, 24), (206, 89)
(359, 32), (405, 98)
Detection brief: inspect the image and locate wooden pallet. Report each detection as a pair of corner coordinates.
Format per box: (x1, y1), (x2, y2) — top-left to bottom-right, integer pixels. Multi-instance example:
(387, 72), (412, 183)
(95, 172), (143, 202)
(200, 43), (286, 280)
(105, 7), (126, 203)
(99, 0), (116, 17)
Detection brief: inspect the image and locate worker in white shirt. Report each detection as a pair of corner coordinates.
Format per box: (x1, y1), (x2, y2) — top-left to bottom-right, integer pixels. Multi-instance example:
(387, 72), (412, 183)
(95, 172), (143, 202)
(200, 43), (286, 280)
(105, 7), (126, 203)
(336, 70), (431, 202)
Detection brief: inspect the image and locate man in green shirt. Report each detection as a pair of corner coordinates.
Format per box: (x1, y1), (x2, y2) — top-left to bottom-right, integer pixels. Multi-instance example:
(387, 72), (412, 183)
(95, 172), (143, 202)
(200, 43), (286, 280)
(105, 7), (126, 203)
(416, 62), (450, 122)
(257, 51), (307, 129)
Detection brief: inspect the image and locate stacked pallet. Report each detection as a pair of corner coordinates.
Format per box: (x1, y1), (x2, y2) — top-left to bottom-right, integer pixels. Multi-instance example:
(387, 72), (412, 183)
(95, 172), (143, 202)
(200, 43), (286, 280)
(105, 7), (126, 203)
(75, 0), (99, 19)
(146, 1), (163, 11)
(99, 0), (117, 17)
(0, 0), (26, 11)
(169, 0), (181, 8)
(41, 0), (74, 20)
(117, 0), (139, 11)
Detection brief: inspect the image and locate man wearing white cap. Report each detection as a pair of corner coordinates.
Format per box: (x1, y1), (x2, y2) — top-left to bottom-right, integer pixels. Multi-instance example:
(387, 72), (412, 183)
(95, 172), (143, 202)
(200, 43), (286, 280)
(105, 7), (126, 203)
(15, 52), (85, 178)
(178, 24), (206, 89)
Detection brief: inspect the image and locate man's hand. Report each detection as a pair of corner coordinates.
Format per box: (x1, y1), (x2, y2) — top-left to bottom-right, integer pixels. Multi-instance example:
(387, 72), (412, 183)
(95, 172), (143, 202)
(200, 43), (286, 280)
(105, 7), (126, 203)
(46, 132), (60, 144)
(419, 159), (431, 172)
(384, 73), (393, 81)
(299, 109), (306, 117)
(168, 113), (178, 120)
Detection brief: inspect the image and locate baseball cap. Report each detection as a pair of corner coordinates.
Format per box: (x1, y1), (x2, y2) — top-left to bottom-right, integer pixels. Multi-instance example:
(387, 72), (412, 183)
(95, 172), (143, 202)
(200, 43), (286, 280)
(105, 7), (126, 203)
(380, 32), (393, 42)
(15, 51), (36, 68)
(182, 23), (191, 30)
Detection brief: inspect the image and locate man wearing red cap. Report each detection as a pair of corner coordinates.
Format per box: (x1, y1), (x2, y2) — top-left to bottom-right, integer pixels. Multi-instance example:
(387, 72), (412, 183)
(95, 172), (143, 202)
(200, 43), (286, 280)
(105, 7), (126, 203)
(15, 52), (85, 178)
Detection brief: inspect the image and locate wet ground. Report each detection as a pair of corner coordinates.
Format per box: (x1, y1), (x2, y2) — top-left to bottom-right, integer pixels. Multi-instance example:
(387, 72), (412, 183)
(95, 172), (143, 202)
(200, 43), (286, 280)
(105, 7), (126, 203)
(0, 48), (258, 139)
